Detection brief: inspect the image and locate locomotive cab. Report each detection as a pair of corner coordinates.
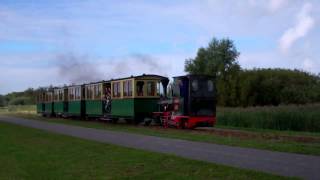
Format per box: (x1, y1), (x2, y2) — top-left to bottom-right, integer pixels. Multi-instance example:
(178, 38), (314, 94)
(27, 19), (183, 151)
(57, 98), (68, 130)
(161, 75), (216, 128)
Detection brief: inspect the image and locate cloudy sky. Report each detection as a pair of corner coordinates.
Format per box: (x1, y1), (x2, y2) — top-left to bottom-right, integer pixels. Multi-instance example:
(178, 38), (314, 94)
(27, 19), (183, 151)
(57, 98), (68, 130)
(0, 0), (319, 94)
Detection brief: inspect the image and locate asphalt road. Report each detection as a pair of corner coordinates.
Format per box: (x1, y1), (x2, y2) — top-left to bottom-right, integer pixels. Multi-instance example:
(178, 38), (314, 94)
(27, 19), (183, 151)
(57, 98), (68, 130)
(0, 115), (319, 179)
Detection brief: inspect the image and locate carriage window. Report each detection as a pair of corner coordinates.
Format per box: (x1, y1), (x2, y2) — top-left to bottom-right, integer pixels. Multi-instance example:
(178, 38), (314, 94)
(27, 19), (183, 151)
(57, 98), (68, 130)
(208, 80), (214, 92)
(75, 87), (81, 100)
(59, 90), (63, 101)
(69, 89), (71, 100)
(147, 81), (156, 96)
(192, 80), (198, 91)
(54, 90), (58, 101)
(123, 80), (133, 97)
(157, 82), (164, 96)
(91, 85), (94, 99)
(136, 81), (144, 96)
(73, 88), (76, 100)
(123, 81), (127, 96)
(94, 84), (101, 99)
(88, 85), (93, 99)
(74, 88), (77, 100)
(97, 84), (101, 99)
(47, 93), (52, 101)
(128, 80), (132, 96)
(86, 86), (89, 99)
(112, 82), (121, 98)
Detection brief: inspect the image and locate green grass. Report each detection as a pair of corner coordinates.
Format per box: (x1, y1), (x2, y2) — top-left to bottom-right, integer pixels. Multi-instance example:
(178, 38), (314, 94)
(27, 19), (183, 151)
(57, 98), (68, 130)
(0, 105), (35, 114)
(217, 104), (320, 132)
(4, 113), (320, 156)
(0, 122), (293, 179)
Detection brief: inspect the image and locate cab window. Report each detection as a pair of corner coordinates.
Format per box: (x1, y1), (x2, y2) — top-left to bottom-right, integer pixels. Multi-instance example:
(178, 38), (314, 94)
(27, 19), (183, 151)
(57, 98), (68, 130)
(208, 80), (214, 92)
(192, 80), (198, 91)
(172, 83), (180, 97)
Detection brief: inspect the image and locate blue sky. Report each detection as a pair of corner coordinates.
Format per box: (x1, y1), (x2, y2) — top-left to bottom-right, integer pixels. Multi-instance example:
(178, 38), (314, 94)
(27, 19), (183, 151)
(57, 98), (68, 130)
(0, 0), (319, 94)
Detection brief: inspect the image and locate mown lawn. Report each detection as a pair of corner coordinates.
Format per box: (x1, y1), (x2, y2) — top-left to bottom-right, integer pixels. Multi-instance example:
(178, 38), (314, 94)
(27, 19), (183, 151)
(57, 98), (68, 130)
(4, 113), (320, 156)
(0, 122), (293, 179)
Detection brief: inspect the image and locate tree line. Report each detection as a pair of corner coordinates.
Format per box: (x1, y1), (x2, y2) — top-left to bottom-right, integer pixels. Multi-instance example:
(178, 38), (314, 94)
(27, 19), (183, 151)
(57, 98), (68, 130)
(0, 88), (41, 107)
(185, 37), (320, 107)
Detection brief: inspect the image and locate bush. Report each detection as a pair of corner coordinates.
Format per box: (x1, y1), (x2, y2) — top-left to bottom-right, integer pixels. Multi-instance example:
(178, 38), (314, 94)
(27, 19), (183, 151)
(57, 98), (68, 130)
(8, 97), (32, 105)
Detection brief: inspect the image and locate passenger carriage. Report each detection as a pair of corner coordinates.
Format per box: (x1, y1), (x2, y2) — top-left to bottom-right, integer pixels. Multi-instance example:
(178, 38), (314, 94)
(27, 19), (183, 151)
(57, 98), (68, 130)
(110, 74), (169, 123)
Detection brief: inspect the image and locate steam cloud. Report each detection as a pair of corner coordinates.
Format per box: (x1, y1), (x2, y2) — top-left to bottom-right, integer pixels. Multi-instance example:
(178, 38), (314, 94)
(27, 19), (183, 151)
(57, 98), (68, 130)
(55, 52), (170, 85)
(56, 53), (104, 84)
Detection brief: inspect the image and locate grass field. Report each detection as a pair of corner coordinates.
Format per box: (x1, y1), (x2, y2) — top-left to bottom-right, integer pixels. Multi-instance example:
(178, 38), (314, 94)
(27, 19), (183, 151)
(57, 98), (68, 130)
(0, 122), (293, 179)
(0, 105), (35, 114)
(217, 104), (320, 132)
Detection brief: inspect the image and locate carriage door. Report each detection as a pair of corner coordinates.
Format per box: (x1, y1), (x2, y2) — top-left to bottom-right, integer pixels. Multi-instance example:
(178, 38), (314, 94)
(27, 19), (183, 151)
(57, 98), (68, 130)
(103, 83), (112, 115)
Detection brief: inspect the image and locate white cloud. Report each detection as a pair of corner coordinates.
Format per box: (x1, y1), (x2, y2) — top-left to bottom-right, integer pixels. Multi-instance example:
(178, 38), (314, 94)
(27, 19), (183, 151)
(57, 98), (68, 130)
(279, 2), (315, 53)
(302, 58), (319, 73)
(269, 0), (288, 12)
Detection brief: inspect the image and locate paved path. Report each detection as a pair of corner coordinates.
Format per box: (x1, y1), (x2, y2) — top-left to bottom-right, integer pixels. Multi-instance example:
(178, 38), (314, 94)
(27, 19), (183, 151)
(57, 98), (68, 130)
(1, 116), (319, 179)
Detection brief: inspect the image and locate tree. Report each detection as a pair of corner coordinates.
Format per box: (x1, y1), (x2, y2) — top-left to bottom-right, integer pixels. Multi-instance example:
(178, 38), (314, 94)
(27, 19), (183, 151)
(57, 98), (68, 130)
(185, 37), (240, 106)
(185, 38), (240, 78)
(0, 95), (5, 107)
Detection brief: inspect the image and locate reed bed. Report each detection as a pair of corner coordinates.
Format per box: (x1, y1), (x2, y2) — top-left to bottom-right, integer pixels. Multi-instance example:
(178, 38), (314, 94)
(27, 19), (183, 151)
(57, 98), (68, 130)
(217, 104), (320, 132)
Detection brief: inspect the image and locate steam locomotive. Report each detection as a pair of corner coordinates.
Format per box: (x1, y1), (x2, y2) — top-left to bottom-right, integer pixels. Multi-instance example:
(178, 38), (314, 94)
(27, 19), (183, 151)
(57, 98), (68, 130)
(37, 74), (216, 129)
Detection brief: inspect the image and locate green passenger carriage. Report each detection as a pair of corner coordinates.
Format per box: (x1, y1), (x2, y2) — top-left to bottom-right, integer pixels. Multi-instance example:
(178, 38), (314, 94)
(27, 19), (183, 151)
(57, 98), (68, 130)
(110, 74), (169, 123)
